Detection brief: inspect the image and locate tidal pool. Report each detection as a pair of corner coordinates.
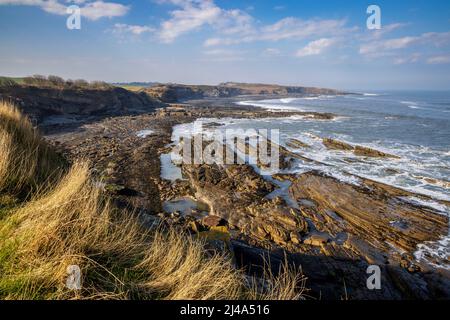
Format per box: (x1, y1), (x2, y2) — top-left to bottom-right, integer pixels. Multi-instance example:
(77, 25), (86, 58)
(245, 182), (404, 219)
(163, 197), (210, 217)
(160, 153), (184, 182)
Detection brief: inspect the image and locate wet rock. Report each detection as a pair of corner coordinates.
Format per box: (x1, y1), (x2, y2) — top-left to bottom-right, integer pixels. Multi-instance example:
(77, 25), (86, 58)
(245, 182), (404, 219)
(322, 138), (399, 158)
(322, 138), (353, 151)
(202, 215), (225, 227)
(304, 233), (331, 246)
(286, 138), (310, 149)
(385, 168), (400, 175)
(354, 145), (400, 158)
(421, 176), (450, 188)
(289, 171), (448, 254)
(290, 232), (301, 244)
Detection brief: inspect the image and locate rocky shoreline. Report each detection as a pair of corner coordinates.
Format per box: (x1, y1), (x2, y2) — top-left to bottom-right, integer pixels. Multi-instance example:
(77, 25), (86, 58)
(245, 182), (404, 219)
(41, 99), (450, 300)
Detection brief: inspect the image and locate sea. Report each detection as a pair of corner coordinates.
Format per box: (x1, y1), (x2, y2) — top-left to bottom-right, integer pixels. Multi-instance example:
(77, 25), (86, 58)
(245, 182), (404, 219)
(232, 91), (450, 206)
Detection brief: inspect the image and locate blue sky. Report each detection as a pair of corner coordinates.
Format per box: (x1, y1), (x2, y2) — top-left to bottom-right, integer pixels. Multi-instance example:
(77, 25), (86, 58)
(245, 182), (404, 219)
(0, 0), (450, 90)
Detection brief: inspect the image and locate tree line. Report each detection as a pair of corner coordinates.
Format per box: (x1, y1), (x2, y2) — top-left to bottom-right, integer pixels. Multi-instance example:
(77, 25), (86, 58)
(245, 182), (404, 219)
(0, 75), (113, 89)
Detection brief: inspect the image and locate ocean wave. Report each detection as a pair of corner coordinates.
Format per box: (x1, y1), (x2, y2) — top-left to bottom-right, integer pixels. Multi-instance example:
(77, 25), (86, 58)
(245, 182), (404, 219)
(302, 96), (320, 100)
(236, 100), (300, 111)
(279, 98), (298, 103)
(282, 136), (450, 201)
(398, 196), (449, 216)
(414, 236), (450, 270)
(285, 131), (448, 201)
(400, 100), (418, 105)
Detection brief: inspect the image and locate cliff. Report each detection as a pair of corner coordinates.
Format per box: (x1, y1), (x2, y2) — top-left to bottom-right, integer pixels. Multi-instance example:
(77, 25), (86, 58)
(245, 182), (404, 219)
(0, 85), (165, 125)
(145, 82), (348, 103)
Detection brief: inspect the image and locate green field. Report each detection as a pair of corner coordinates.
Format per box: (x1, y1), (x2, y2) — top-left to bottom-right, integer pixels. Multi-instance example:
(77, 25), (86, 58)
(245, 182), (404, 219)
(116, 84), (145, 92)
(0, 76), (24, 86)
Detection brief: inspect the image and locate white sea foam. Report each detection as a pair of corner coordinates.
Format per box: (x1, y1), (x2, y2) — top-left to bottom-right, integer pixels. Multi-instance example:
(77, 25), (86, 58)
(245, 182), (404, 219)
(302, 96), (320, 100)
(400, 100), (418, 105)
(414, 236), (450, 270)
(398, 196), (449, 216)
(280, 98), (298, 103)
(136, 129), (154, 138)
(321, 168), (362, 186)
(282, 133), (450, 201)
(236, 100), (300, 111)
(160, 153), (183, 182)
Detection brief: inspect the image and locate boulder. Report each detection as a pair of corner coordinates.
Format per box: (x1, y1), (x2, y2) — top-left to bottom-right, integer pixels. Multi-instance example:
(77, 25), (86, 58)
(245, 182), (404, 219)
(322, 138), (399, 158)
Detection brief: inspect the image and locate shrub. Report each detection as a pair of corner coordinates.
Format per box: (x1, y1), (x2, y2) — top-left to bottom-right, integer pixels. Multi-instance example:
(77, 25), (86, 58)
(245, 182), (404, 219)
(47, 75), (65, 87)
(0, 77), (17, 87)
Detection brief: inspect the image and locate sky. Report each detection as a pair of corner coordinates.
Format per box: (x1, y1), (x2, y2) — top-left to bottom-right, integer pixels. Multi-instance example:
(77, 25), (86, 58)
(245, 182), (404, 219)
(0, 0), (450, 90)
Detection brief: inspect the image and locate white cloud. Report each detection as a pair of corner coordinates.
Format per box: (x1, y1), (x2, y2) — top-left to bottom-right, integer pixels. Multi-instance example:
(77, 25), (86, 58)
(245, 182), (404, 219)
(159, 1), (352, 46)
(216, 8), (253, 35)
(0, 0), (129, 20)
(158, 0), (252, 43)
(203, 37), (223, 46)
(113, 23), (154, 35)
(427, 55), (450, 64)
(202, 48), (244, 61)
(261, 18), (349, 41)
(359, 36), (418, 55)
(0, 0), (66, 14)
(203, 17), (352, 47)
(67, 0), (88, 4)
(296, 38), (338, 57)
(393, 53), (421, 65)
(262, 48), (281, 57)
(359, 31), (450, 56)
(366, 22), (409, 40)
(80, 1), (129, 20)
(421, 31), (450, 46)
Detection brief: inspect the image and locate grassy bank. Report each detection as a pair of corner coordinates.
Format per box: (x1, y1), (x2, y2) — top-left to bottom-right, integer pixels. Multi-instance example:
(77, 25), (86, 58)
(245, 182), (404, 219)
(0, 101), (305, 300)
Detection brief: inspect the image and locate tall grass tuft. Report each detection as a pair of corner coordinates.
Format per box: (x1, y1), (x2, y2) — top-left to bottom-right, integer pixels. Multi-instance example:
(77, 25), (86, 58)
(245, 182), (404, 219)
(0, 101), (65, 196)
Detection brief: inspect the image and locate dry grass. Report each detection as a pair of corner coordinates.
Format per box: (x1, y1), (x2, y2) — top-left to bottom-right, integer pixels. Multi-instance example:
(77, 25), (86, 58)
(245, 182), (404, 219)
(0, 100), (64, 195)
(248, 258), (307, 300)
(0, 101), (305, 300)
(137, 228), (242, 300)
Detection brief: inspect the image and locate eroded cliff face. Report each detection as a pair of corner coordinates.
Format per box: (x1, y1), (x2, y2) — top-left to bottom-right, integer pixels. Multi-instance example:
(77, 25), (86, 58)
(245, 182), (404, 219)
(145, 83), (348, 103)
(0, 85), (165, 125)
